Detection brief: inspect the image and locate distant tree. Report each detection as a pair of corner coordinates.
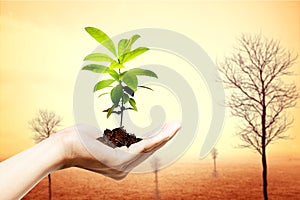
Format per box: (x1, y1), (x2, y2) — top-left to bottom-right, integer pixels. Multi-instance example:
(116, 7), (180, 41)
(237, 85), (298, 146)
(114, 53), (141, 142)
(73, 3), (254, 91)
(29, 110), (62, 200)
(151, 157), (160, 200)
(211, 148), (218, 173)
(219, 34), (299, 200)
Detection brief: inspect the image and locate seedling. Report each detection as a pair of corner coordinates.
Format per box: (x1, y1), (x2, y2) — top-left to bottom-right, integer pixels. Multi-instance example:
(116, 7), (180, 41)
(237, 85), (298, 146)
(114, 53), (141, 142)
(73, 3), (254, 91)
(82, 27), (158, 148)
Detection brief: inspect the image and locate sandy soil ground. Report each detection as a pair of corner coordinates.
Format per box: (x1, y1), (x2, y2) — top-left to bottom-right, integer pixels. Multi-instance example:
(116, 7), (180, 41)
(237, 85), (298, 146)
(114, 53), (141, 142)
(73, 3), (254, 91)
(22, 157), (300, 200)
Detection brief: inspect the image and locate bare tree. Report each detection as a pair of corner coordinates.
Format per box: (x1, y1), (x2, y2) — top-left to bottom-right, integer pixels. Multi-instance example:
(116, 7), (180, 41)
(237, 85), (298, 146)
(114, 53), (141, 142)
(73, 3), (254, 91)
(219, 34), (298, 200)
(211, 148), (218, 174)
(29, 110), (62, 200)
(151, 157), (160, 200)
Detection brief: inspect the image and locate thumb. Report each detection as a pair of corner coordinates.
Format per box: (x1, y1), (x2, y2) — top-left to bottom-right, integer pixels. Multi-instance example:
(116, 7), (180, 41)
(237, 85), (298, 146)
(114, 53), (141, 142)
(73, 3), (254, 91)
(129, 121), (181, 154)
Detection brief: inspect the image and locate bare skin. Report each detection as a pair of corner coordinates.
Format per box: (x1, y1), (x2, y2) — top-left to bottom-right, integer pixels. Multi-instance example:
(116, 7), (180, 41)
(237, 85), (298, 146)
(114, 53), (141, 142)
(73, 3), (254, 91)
(0, 122), (181, 199)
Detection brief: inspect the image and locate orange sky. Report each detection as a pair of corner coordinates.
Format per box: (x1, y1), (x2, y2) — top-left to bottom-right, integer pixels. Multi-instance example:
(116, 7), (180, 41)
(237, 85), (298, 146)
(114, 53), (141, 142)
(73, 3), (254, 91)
(0, 1), (299, 161)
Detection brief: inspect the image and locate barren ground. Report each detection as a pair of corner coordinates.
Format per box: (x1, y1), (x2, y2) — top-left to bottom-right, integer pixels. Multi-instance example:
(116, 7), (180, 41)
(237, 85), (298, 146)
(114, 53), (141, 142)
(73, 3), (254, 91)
(22, 157), (300, 199)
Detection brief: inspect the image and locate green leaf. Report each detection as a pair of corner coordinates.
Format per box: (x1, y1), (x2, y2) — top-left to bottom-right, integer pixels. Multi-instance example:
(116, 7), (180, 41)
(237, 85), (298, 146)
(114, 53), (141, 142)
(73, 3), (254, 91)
(94, 79), (115, 92)
(82, 64), (119, 80)
(118, 39), (128, 57)
(122, 72), (138, 92)
(107, 69), (119, 80)
(128, 68), (158, 78)
(107, 108), (113, 118)
(110, 84), (123, 105)
(82, 64), (108, 73)
(109, 61), (125, 69)
(85, 27), (117, 56)
(103, 105), (115, 118)
(122, 93), (130, 104)
(98, 92), (109, 98)
(119, 71), (126, 79)
(122, 35), (141, 55)
(84, 53), (113, 62)
(129, 98), (137, 111)
(119, 47), (149, 63)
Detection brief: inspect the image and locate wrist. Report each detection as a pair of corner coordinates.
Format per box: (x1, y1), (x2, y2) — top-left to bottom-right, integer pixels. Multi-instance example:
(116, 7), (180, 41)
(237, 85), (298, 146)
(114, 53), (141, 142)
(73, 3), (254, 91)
(43, 133), (68, 172)
(50, 128), (77, 170)
(53, 126), (89, 170)
(54, 125), (102, 170)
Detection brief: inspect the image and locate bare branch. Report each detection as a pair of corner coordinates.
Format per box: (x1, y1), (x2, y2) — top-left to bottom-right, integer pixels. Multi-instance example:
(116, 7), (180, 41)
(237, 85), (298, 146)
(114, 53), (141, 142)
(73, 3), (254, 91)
(29, 109), (62, 143)
(219, 34), (299, 153)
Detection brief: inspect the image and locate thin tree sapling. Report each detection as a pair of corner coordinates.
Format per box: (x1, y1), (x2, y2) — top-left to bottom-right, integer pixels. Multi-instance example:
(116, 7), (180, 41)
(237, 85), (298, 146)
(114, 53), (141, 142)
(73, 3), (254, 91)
(82, 27), (158, 148)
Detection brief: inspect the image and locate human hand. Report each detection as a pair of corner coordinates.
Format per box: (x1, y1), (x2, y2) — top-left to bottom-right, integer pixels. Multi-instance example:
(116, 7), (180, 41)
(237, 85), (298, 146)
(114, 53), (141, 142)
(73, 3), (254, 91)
(59, 121), (181, 180)
(0, 121), (181, 199)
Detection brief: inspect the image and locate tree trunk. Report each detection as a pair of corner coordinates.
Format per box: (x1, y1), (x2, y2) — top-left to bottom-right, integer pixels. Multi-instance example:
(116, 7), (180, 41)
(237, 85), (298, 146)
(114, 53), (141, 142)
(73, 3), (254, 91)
(261, 89), (268, 200)
(48, 173), (52, 200)
(154, 169), (160, 200)
(262, 146), (268, 200)
(214, 158), (216, 172)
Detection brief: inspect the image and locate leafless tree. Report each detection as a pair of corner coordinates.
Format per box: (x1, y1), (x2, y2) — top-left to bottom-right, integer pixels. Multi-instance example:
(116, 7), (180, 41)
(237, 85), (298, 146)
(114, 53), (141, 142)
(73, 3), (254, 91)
(219, 34), (298, 200)
(151, 157), (160, 200)
(211, 148), (218, 174)
(29, 110), (62, 200)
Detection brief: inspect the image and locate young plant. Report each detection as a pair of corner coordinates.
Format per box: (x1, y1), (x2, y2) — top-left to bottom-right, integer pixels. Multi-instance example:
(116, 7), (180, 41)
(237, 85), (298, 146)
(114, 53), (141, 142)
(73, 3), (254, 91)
(82, 27), (158, 127)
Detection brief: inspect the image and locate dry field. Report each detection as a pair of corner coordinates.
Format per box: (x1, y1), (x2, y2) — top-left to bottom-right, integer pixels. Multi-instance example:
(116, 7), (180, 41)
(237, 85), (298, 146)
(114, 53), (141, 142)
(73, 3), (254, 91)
(23, 157), (300, 200)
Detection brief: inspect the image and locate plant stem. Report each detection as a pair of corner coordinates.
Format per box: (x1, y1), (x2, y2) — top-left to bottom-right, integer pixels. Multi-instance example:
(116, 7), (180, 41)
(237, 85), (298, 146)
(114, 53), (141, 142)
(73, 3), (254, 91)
(118, 67), (124, 127)
(120, 98), (124, 127)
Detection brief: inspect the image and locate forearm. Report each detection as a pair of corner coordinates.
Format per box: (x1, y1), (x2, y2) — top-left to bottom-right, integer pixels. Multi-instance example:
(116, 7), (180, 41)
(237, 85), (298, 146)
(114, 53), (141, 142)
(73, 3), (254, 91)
(0, 134), (66, 199)
(0, 122), (180, 199)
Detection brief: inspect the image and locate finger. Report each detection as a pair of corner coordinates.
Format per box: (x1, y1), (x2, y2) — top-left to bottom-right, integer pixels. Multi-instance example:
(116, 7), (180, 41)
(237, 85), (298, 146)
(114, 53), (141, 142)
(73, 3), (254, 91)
(80, 164), (129, 180)
(119, 151), (152, 172)
(140, 123), (167, 139)
(110, 121), (181, 169)
(129, 121), (181, 154)
(118, 130), (178, 173)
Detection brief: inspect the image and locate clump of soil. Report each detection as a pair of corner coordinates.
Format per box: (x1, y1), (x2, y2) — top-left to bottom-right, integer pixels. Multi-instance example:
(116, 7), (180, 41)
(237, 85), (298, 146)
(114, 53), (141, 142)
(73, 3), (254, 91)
(97, 127), (142, 148)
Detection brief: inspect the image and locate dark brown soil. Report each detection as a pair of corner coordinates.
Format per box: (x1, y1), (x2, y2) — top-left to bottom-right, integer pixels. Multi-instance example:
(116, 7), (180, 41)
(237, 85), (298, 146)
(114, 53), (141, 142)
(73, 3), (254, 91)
(97, 127), (142, 148)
